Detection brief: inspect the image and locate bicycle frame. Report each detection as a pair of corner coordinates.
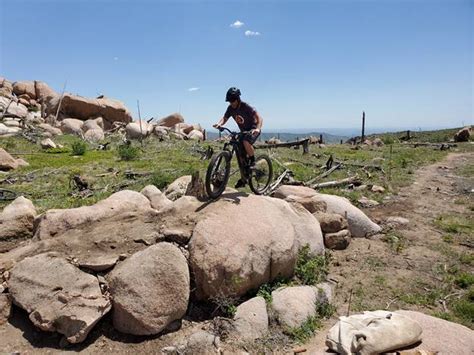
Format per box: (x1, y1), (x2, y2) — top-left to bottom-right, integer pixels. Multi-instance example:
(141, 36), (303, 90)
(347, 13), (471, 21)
(219, 128), (251, 180)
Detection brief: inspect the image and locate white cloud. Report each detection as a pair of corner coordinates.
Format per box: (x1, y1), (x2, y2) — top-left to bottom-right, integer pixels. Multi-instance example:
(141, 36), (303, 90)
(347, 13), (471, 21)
(245, 30), (261, 37)
(188, 87), (200, 92)
(230, 20), (244, 28)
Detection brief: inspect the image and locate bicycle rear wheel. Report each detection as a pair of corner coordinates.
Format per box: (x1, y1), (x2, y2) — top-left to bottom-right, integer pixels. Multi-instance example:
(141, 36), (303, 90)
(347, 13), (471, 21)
(249, 154), (273, 195)
(205, 151), (231, 199)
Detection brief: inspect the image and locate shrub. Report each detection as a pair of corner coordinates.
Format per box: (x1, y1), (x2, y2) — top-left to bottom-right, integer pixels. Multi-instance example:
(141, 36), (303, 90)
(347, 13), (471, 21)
(71, 141), (87, 156)
(295, 245), (330, 285)
(118, 144), (140, 161)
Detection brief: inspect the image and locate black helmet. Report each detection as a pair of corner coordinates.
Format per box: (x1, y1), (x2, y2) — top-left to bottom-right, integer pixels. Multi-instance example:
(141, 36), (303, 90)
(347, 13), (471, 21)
(226, 87), (241, 102)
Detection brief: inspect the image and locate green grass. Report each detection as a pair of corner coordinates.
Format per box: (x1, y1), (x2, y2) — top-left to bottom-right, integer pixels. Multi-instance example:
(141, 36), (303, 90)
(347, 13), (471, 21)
(434, 214), (473, 235)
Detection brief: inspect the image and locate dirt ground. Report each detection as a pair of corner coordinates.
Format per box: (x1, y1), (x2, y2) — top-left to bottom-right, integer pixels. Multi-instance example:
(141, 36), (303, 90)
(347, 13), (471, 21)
(306, 151), (473, 353)
(0, 152), (472, 354)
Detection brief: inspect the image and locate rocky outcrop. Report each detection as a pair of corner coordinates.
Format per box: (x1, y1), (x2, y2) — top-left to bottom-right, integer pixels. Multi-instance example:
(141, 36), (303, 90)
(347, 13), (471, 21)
(0, 196), (37, 240)
(156, 113), (184, 128)
(189, 194), (324, 300)
(108, 243), (190, 335)
(33, 190), (152, 239)
(8, 253), (111, 343)
(48, 94), (132, 129)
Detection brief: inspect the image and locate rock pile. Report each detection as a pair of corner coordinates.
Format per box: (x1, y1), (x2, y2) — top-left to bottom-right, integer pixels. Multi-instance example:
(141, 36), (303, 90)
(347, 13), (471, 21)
(0, 77), (204, 142)
(0, 183), (328, 344)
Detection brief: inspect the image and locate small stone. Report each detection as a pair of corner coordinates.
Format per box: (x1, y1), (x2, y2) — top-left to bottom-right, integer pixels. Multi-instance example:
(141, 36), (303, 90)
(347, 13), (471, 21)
(118, 254), (127, 261)
(161, 346), (177, 354)
(324, 229), (351, 250)
(0, 293), (12, 324)
(358, 197), (380, 208)
(371, 185), (385, 193)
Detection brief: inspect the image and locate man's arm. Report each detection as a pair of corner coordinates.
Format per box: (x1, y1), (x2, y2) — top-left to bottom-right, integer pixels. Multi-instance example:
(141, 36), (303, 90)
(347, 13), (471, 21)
(251, 112), (263, 135)
(213, 116), (229, 128)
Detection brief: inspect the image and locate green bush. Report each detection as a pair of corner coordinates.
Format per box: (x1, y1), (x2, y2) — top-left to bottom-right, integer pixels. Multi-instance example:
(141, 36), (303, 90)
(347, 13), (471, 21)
(117, 144), (140, 161)
(71, 141), (87, 156)
(295, 245), (330, 285)
(150, 171), (176, 190)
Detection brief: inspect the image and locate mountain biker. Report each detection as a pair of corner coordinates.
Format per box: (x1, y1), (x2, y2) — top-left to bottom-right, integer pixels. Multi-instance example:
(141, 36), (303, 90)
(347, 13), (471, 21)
(213, 87), (263, 188)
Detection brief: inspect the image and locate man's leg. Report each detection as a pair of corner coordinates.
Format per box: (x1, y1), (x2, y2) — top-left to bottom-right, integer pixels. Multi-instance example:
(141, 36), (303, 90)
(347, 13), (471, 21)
(243, 140), (255, 164)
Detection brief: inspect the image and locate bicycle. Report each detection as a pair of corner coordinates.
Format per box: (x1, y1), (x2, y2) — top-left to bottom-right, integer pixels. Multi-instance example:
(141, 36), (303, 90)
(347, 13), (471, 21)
(205, 127), (273, 199)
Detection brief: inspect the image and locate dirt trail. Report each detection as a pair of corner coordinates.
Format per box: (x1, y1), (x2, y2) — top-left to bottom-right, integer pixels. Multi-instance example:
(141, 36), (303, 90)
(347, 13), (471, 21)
(305, 152), (474, 353)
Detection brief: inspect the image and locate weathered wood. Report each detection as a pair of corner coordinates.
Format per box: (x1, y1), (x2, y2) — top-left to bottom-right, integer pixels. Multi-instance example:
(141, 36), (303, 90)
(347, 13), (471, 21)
(361, 111), (366, 143)
(311, 176), (360, 189)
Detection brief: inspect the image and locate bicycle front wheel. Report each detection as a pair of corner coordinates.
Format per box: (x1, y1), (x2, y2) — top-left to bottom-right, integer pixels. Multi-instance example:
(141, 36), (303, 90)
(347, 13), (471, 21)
(205, 151), (231, 199)
(249, 154), (273, 195)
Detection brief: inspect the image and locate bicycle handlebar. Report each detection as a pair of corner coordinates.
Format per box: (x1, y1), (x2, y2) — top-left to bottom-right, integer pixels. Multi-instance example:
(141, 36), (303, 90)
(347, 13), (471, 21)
(216, 127), (251, 135)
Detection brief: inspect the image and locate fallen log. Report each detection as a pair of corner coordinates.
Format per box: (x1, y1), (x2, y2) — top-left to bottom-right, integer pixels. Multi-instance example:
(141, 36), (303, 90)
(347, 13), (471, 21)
(256, 138), (310, 154)
(311, 176), (360, 189)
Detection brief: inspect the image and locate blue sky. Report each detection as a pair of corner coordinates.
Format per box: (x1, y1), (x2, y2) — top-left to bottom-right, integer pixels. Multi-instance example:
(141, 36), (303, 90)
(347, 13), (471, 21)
(1, 0), (472, 132)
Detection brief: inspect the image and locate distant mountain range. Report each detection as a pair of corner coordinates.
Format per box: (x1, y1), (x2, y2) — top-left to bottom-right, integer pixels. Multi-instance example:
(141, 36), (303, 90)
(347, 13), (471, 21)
(206, 131), (349, 143)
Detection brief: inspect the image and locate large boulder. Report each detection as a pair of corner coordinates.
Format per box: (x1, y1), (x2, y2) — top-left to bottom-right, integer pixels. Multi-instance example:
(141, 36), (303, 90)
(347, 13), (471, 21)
(183, 123), (202, 135)
(60, 118), (84, 135)
(164, 175), (192, 201)
(156, 113), (184, 128)
(233, 296), (268, 341)
(189, 194), (324, 300)
(0, 148), (28, 171)
(38, 123), (62, 136)
(396, 310), (474, 354)
(8, 253), (111, 343)
(108, 243), (190, 335)
(48, 94), (132, 129)
(84, 127), (105, 142)
(83, 117), (104, 131)
(454, 126), (471, 142)
(12, 81), (36, 99)
(313, 212), (348, 233)
(273, 186), (381, 237)
(0, 97), (28, 118)
(0, 77), (13, 97)
(188, 129), (204, 141)
(140, 185), (172, 210)
(0, 123), (21, 137)
(125, 120), (154, 139)
(33, 190), (152, 240)
(0, 196), (37, 240)
(34, 81), (57, 102)
(271, 284), (332, 329)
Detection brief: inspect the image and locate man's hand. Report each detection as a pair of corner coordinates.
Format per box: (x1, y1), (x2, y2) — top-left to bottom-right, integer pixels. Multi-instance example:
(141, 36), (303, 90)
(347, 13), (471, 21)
(213, 123), (221, 129)
(251, 128), (261, 136)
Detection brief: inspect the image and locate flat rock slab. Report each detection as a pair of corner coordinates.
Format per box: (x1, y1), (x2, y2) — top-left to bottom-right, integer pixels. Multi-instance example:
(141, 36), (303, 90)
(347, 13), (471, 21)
(108, 242), (190, 335)
(7, 253), (111, 343)
(396, 310), (474, 354)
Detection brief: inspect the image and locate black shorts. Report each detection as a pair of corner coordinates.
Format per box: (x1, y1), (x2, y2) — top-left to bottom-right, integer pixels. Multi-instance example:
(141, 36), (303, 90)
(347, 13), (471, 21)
(240, 131), (260, 145)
